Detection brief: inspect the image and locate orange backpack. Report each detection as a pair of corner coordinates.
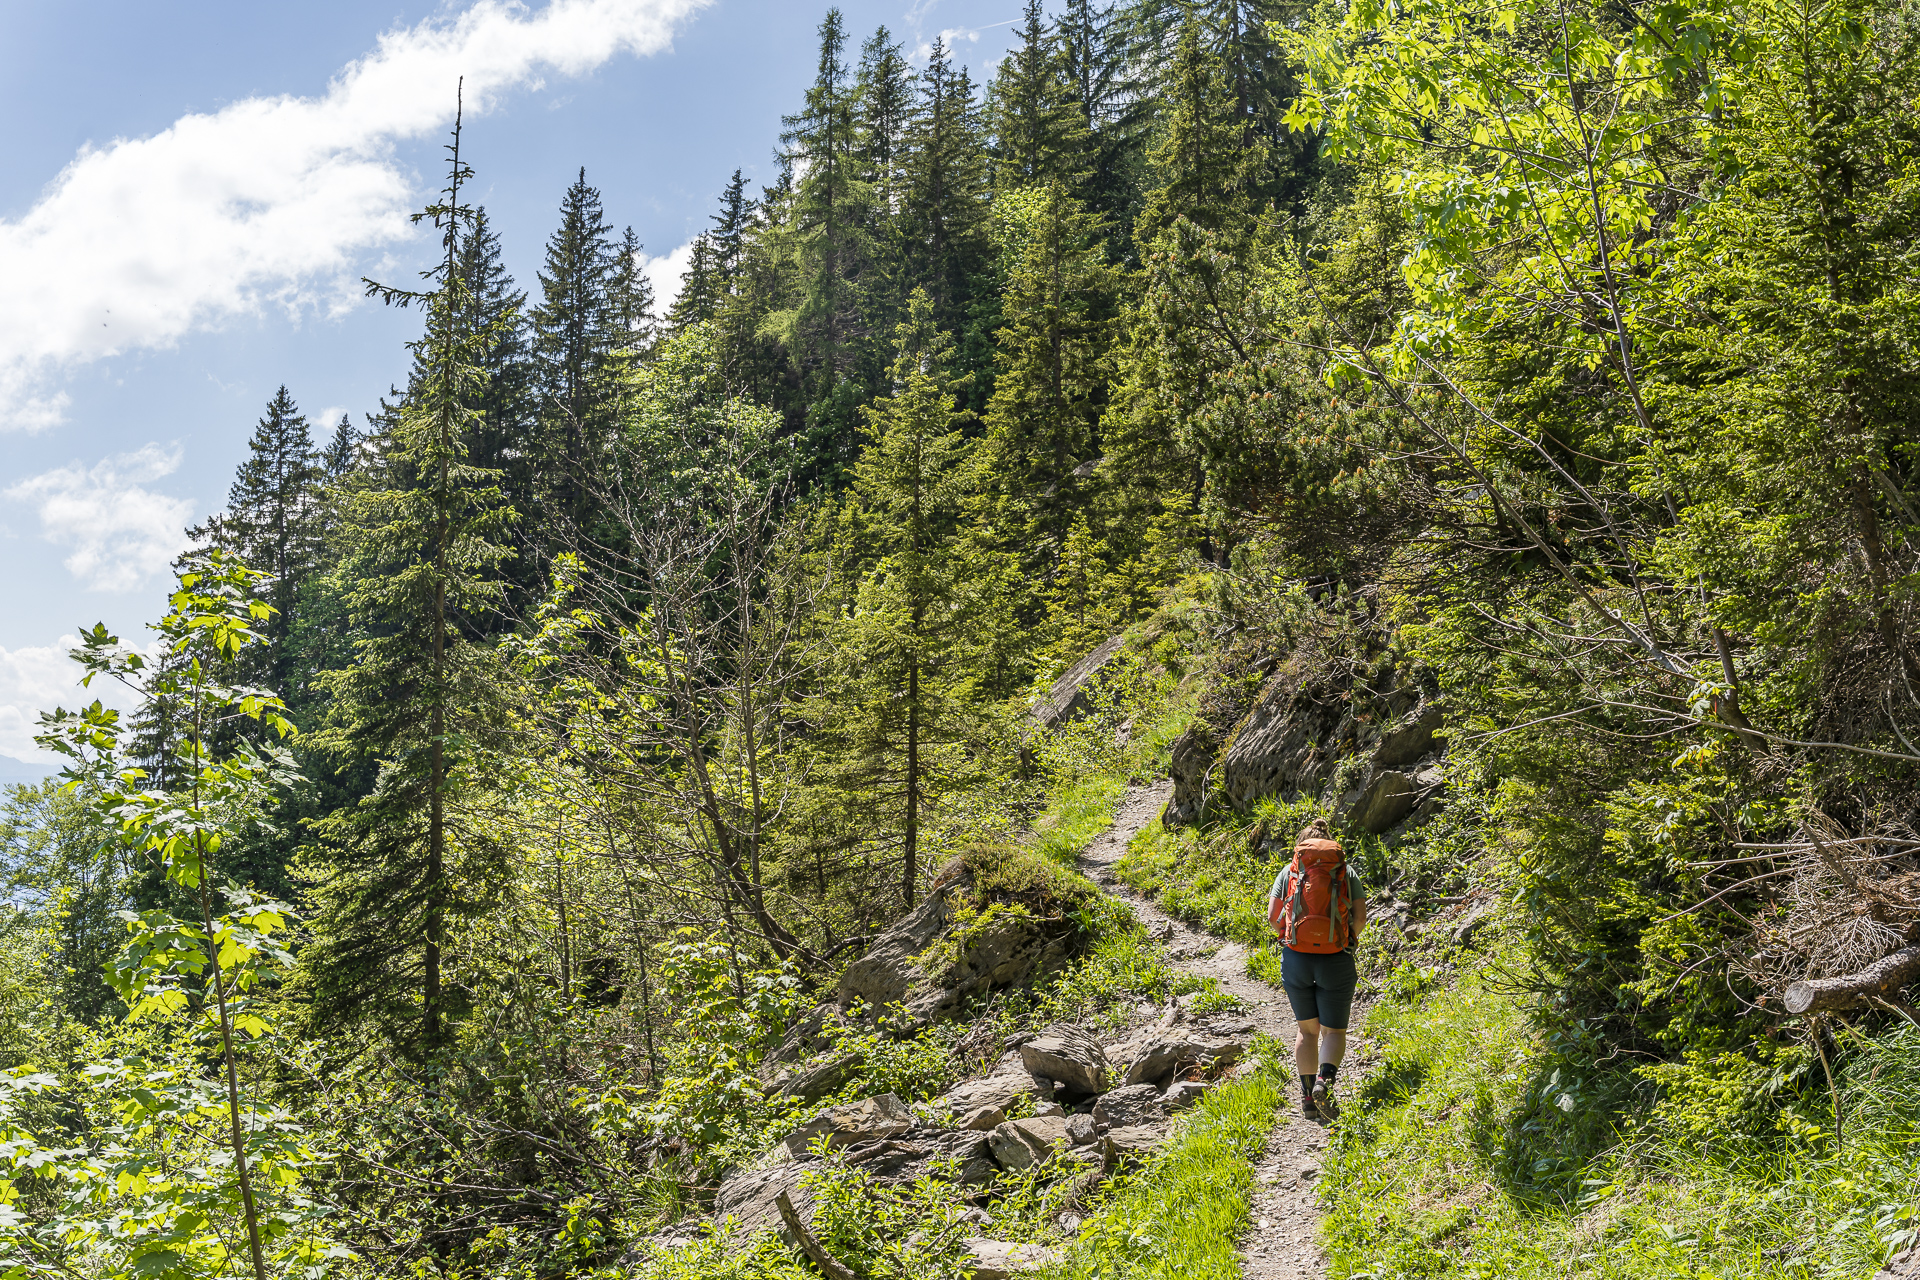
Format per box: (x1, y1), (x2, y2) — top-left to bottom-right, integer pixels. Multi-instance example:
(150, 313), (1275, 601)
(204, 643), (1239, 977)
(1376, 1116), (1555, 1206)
(1269, 838), (1353, 954)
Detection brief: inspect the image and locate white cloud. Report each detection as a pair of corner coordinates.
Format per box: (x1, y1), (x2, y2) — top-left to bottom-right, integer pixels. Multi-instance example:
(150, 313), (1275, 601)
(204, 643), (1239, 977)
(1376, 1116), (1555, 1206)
(0, 638), (89, 763)
(4, 445), (195, 592)
(0, 0), (710, 431)
(639, 240), (698, 311)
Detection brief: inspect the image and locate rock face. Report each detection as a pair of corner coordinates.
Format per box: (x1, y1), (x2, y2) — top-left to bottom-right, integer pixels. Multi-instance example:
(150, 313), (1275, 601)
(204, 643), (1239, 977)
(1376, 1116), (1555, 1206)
(713, 1165), (813, 1238)
(1165, 643), (1446, 834)
(1019, 1024), (1110, 1096)
(1030, 636), (1125, 733)
(780, 1093), (914, 1158)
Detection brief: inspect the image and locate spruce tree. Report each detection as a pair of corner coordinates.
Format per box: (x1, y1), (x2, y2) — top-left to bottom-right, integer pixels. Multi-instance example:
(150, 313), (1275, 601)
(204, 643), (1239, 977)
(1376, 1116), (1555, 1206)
(531, 167), (618, 547)
(856, 29), (914, 216)
(813, 290), (981, 908)
(457, 207), (538, 563)
(608, 226), (658, 357)
(320, 414), (360, 479)
(990, 0), (1091, 189)
(307, 103), (518, 1056)
(1135, 18), (1259, 243)
(708, 171), (757, 291)
(902, 38), (993, 379)
(984, 182), (1123, 538)
(667, 234), (723, 329)
(194, 387), (324, 695)
(781, 8), (876, 481)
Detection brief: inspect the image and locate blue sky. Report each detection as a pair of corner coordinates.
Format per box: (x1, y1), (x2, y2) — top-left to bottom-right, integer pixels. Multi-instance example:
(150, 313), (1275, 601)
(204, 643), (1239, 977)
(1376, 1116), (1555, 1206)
(0, 0), (1023, 762)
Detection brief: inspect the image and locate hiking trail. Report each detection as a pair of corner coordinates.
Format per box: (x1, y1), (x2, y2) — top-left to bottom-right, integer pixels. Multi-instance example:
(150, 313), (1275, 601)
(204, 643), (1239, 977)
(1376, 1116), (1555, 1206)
(1079, 779), (1359, 1280)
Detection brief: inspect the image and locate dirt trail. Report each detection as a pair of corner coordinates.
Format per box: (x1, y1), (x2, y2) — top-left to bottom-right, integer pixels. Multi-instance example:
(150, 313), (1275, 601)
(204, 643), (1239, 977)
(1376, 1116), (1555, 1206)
(1079, 781), (1349, 1280)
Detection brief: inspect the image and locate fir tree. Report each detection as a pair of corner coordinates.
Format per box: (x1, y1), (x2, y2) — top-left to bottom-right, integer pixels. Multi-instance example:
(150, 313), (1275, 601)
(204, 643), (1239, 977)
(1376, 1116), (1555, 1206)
(457, 206), (537, 546)
(708, 171), (757, 291)
(307, 101), (518, 1056)
(1134, 18), (1259, 244)
(667, 234), (723, 329)
(856, 29), (914, 216)
(320, 414), (360, 479)
(902, 39), (993, 357)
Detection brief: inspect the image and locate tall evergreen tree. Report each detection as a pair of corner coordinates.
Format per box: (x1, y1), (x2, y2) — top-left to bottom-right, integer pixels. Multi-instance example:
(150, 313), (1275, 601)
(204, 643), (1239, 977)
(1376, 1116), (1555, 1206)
(990, 0), (1091, 189)
(813, 290), (982, 908)
(1061, 0), (1153, 251)
(307, 105), (518, 1056)
(1134, 18), (1259, 243)
(708, 171), (757, 291)
(902, 38), (993, 373)
(531, 168), (618, 547)
(781, 8), (876, 480)
(608, 226), (659, 357)
(192, 387), (323, 696)
(667, 234), (723, 329)
(856, 29), (914, 216)
(456, 207), (537, 546)
(320, 414), (360, 479)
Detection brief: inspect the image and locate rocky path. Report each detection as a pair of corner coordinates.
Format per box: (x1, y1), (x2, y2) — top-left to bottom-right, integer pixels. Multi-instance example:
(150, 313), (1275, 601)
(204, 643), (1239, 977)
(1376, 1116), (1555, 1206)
(1078, 780), (1346, 1280)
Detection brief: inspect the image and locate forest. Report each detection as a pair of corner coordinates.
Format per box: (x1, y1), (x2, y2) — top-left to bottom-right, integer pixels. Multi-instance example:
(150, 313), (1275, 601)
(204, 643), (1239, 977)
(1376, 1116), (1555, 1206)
(8, 0), (1920, 1275)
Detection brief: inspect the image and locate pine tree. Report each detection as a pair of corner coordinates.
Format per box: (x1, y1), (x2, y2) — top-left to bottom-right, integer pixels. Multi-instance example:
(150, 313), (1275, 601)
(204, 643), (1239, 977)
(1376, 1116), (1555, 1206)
(856, 29), (914, 216)
(667, 234), (723, 329)
(531, 168), (618, 548)
(990, 0), (1091, 189)
(1061, 0), (1152, 251)
(813, 290), (982, 908)
(708, 171), (757, 292)
(457, 207), (537, 541)
(320, 414), (360, 479)
(307, 104), (518, 1056)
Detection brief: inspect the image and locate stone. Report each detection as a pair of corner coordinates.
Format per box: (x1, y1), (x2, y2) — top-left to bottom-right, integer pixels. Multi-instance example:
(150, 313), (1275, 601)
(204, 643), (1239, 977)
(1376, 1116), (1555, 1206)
(763, 1049), (859, 1102)
(1033, 1101), (1067, 1118)
(1066, 1113), (1099, 1146)
(1100, 1125), (1163, 1165)
(1120, 1037), (1191, 1088)
(964, 1238), (1057, 1279)
(1374, 699), (1443, 768)
(1093, 1083), (1165, 1130)
(1339, 768), (1422, 834)
(942, 1073), (1039, 1118)
(1164, 1079), (1211, 1110)
(1020, 1024), (1110, 1095)
(1451, 902), (1493, 947)
(1161, 721), (1221, 826)
(712, 1165), (812, 1238)
(1029, 636), (1124, 733)
(987, 1116), (1070, 1169)
(957, 1105), (1007, 1131)
(780, 1093), (913, 1158)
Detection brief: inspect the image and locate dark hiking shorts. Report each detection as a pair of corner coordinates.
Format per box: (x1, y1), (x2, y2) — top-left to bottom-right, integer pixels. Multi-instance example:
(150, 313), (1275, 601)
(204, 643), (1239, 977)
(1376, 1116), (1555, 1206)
(1281, 947), (1357, 1029)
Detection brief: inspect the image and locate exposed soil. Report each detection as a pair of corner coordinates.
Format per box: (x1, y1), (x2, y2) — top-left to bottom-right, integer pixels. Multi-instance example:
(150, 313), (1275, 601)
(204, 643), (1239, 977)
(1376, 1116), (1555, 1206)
(1078, 780), (1358, 1280)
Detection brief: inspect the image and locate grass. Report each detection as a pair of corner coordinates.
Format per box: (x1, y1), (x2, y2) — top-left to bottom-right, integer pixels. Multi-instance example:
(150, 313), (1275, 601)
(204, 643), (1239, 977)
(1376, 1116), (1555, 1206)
(1320, 952), (1920, 1279)
(1056, 1037), (1290, 1280)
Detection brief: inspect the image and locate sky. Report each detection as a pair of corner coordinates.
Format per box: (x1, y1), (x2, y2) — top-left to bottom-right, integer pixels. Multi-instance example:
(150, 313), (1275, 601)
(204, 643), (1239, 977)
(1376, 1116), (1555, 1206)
(0, 0), (1025, 766)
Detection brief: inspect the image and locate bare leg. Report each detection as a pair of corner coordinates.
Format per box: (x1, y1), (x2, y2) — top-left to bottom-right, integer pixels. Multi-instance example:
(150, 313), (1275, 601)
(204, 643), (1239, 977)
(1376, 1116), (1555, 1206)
(1294, 1018), (1322, 1078)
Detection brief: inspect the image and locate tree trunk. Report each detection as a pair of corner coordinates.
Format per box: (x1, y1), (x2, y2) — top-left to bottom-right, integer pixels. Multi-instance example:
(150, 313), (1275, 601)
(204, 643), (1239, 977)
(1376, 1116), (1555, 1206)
(1783, 945), (1920, 1015)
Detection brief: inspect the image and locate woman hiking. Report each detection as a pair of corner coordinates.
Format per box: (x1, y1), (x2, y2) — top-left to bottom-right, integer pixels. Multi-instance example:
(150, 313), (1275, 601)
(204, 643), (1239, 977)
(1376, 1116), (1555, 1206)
(1267, 817), (1367, 1122)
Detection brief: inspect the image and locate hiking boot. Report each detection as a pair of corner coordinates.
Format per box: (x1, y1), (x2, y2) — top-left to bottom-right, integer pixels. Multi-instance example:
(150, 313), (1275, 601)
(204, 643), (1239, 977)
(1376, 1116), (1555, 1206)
(1301, 1092), (1318, 1119)
(1311, 1077), (1339, 1122)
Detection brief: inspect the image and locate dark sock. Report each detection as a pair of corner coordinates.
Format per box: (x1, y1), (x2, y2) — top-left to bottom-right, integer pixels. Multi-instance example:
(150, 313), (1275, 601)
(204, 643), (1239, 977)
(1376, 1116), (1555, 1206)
(1318, 1063), (1340, 1084)
(1300, 1073), (1314, 1096)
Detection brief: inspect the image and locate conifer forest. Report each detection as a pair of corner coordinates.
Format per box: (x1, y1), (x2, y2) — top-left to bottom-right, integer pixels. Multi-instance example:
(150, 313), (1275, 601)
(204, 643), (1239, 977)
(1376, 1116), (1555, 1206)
(15, 0), (1920, 1276)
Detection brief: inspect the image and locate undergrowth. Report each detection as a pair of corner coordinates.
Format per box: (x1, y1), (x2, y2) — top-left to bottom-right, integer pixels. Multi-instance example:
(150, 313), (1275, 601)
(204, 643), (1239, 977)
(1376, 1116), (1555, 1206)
(1322, 950), (1920, 1279)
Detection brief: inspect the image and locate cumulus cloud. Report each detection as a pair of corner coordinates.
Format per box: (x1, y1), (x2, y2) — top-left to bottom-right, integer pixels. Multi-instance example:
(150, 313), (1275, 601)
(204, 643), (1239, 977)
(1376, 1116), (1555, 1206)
(639, 240), (698, 312)
(0, 638), (88, 763)
(4, 445), (196, 592)
(0, 0), (710, 431)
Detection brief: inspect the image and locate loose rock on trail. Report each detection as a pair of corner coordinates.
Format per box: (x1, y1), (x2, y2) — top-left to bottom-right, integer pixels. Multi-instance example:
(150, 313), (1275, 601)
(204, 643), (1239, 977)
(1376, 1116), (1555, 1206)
(1078, 779), (1357, 1280)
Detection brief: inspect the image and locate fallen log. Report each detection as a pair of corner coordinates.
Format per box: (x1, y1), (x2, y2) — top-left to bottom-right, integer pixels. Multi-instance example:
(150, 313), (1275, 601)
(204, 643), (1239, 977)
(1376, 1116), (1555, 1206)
(1783, 944), (1920, 1015)
(775, 1190), (860, 1280)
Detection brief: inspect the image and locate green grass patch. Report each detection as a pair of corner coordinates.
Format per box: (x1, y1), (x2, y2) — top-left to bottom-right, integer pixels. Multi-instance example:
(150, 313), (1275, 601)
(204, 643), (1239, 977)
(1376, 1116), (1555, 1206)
(1057, 1037), (1289, 1279)
(1322, 955), (1920, 1279)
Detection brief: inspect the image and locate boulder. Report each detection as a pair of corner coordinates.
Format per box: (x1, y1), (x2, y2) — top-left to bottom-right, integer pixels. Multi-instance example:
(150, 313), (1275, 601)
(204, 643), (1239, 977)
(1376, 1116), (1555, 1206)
(942, 1072), (1040, 1118)
(780, 1093), (913, 1158)
(1066, 1113), (1099, 1147)
(1029, 637), (1124, 733)
(957, 1105), (1007, 1132)
(713, 1165), (813, 1238)
(1019, 1024), (1110, 1095)
(1375, 700), (1443, 768)
(1093, 1083), (1165, 1130)
(1161, 721), (1221, 826)
(987, 1116), (1070, 1169)
(1164, 1079), (1211, 1110)
(763, 1049), (859, 1102)
(965, 1238), (1057, 1279)
(1100, 1125), (1163, 1165)
(1338, 768), (1421, 834)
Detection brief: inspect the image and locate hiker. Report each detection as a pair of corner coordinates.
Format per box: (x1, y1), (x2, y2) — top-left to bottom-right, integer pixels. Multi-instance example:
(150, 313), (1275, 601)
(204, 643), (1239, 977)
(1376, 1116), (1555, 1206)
(1268, 817), (1367, 1122)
